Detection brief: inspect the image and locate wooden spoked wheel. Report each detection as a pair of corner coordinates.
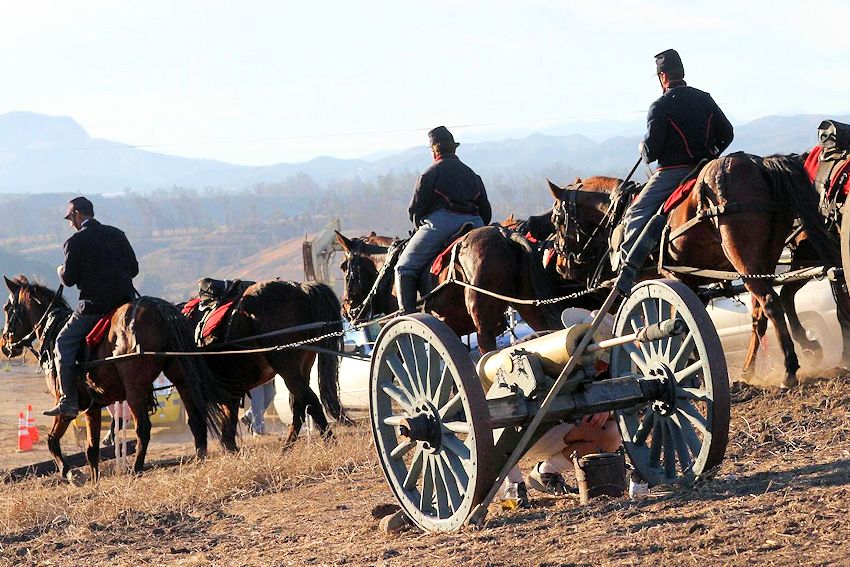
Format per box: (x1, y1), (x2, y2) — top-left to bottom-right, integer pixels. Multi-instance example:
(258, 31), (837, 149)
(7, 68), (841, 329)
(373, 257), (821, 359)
(610, 279), (730, 486)
(369, 314), (496, 532)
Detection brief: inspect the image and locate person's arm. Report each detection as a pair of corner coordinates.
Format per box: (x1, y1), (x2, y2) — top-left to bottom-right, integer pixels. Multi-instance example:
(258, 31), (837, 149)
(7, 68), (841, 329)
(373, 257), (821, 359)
(476, 176), (492, 224)
(58, 238), (80, 287)
(709, 97), (734, 155)
(119, 230), (139, 278)
(408, 170), (435, 227)
(641, 98), (667, 164)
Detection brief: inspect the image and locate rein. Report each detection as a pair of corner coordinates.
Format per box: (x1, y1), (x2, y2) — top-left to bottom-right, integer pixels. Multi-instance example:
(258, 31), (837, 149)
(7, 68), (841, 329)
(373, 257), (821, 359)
(346, 239), (403, 323)
(5, 284), (65, 353)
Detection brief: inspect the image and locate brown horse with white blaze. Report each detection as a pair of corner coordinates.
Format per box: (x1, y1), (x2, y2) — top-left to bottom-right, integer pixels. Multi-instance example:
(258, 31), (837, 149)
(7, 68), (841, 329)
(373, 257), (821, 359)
(546, 153), (848, 387)
(1, 276), (224, 481)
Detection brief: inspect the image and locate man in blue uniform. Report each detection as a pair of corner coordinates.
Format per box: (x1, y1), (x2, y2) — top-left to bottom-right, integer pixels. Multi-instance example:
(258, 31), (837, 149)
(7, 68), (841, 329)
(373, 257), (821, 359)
(619, 49), (734, 267)
(395, 126), (492, 314)
(44, 196), (139, 417)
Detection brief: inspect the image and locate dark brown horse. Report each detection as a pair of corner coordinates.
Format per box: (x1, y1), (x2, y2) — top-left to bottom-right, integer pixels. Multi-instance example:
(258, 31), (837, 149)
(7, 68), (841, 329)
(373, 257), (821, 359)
(184, 280), (348, 448)
(335, 225), (569, 353)
(1, 276), (223, 481)
(545, 153), (849, 387)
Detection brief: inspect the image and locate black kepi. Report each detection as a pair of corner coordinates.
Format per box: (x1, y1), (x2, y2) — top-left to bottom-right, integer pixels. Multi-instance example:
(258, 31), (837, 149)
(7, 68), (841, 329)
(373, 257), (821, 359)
(655, 49), (684, 76)
(428, 126), (460, 147)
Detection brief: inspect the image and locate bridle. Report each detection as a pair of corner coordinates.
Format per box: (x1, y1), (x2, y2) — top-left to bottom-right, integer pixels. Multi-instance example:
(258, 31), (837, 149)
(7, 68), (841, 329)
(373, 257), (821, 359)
(2, 284), (65, 358)
(342, 239), (400, 323)
(550, 181), (637, 280)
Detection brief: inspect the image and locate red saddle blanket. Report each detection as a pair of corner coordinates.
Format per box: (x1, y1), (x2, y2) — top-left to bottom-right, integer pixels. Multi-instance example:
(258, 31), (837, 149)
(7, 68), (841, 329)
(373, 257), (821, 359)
(430, 235), (466, 276)
(85, 309), (118, 348)
(182, 297), (201, 316)
(662, 178), (698, 213)
(805, 145), (850, 197)
(201, 301), (235, 339)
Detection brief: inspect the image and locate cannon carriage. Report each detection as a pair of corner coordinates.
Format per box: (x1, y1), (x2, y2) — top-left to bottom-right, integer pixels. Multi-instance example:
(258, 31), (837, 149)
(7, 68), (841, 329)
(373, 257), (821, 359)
(369, 279), (730, 532)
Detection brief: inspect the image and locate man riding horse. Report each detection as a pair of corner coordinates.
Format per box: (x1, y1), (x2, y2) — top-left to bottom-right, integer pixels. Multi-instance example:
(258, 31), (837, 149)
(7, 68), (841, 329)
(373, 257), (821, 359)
(618, 49), (734, 270)
(395, 126), (492, 314)
(44, 196), (139, 417)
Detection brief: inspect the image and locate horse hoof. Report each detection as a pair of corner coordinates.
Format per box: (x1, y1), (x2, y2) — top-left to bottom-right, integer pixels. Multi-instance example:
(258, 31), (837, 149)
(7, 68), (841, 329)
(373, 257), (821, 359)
(780, 374), (798, 389)
(65, 469), (85, 486)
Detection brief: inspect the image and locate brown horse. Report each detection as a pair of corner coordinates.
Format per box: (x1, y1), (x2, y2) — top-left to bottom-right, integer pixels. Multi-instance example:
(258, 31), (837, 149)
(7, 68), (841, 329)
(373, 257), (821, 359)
(335, 225), (570, 353)
(545, 153), (848, 387)
(1, 276), (223, 481)
(184, 280), (348, 448)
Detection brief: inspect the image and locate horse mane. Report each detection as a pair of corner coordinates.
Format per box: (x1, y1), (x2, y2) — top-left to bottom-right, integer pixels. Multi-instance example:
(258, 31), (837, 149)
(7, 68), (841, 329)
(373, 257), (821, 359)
(12, 275), (71, 310)
(577, 176), (622, 194)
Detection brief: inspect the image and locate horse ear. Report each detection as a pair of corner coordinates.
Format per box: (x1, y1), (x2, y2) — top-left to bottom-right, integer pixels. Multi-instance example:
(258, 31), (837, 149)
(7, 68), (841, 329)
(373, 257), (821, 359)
(4, 276), (19, 294)
(546, 179), (564, 201)
(369, 231), (377, 237)
(334, 231), (353, 252)
(573, 177), (582, 184)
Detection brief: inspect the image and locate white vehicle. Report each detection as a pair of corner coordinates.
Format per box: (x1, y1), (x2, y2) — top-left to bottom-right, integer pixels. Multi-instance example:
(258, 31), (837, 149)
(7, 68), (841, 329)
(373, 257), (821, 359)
(273, 278), (843, 422)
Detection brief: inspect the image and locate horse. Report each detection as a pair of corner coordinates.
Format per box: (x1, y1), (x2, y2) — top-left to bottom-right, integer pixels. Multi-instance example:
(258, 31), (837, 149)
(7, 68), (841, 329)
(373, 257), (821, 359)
(544, 153), (849, 388)
(183, 279), (349, 448)
(1, 275), (224, 481)
(335, 225), (572, 354)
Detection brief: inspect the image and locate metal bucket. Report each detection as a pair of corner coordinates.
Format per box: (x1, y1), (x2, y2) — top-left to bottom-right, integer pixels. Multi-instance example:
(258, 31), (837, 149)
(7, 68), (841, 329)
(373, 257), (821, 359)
(572, 451), (627, 505)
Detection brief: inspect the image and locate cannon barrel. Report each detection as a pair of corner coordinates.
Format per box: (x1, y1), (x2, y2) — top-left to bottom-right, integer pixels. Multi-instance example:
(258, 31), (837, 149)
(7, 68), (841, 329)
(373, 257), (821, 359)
(477, 324), (599, 389)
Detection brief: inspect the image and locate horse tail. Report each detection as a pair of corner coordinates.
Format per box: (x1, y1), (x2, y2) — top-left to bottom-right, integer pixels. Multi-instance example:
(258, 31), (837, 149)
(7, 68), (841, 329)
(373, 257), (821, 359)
(299, 282), (352, 425)
(756, 154), (839, 267)
(138, 296), (227, 441)
(506, 232), (562, 329)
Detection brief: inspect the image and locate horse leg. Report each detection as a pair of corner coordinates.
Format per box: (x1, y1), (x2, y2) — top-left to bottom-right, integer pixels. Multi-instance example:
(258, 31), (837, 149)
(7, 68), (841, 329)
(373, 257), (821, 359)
(126, 398), (152, 474)
(830, 277), (850, 367)
(221, 399), (240, 452)
(748, 281), (799, 388)
(299, 355), (332, 440)
(47, 415), (74, 480)
(780, 279), (824, 365)
(741, 300), (768, 381)
(278, 372), (326, 445)
(84, 408), (102, 483)
(164, 361), (208, 458)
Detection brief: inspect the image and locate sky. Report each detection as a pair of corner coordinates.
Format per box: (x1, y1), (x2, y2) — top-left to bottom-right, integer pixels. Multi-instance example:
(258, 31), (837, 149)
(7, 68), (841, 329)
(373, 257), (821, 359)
(0, 0), (848, 165)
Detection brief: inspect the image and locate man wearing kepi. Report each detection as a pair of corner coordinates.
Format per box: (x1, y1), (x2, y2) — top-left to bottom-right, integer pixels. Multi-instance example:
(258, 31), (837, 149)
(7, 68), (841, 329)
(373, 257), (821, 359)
(44, 197), (139, 417)
(395, 126), (491, 314)
(619, 49), (734, 267)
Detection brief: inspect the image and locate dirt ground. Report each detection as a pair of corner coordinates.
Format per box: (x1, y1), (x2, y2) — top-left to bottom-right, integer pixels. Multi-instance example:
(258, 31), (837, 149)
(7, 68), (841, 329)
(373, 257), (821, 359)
(1, 363), (849, 566)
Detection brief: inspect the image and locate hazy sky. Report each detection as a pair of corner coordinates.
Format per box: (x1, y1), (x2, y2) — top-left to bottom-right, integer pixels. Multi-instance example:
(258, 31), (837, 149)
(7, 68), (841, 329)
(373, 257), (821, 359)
(1, 0), (848, 165)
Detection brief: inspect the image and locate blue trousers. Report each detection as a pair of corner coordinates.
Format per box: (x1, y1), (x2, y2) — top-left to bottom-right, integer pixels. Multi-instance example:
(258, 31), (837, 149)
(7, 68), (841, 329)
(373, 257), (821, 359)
(395, 209), (484, 278)
(54, 312), (101, 409)
(621, 166), (690, 259)
(244, 380), (276, 434)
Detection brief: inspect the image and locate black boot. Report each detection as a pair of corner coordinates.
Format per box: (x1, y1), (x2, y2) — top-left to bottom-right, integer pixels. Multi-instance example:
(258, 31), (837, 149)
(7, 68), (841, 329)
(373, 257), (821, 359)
(43, 365), (80, 417)
(396, 274), (419, 315)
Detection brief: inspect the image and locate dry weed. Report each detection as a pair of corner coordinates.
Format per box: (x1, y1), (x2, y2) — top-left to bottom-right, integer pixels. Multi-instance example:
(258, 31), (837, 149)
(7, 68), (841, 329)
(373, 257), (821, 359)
(0, 424), (377, 536)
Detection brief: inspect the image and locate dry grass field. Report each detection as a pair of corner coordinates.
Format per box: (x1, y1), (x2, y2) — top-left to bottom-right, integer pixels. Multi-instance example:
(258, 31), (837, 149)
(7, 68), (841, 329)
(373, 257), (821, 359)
(1, 366), (849, 566)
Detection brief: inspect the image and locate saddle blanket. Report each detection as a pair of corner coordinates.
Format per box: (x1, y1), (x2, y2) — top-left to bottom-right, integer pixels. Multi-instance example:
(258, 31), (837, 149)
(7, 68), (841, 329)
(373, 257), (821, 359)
(805, 145), (850, 198)
(85, 308), (118, 348)
(201, 301), (235, 339)
(181, 296), (201, 316)
(430, 235), (466, 276)
(662, 178), (698, 213)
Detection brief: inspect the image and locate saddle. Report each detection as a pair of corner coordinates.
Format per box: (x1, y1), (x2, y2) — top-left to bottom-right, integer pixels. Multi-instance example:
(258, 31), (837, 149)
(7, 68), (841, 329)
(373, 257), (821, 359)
(189, 278), (256, 346)
(804, 120), (850, 217)
(608, 160), (710, 272)
(422, 222), (477, 293)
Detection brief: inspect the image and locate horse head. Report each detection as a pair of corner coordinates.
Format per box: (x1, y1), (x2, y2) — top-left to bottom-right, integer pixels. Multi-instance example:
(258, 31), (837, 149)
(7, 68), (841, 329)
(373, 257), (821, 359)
(3, 275), (40, 357)
(546, 177), (620, 283)
(335, 231), (395, 319)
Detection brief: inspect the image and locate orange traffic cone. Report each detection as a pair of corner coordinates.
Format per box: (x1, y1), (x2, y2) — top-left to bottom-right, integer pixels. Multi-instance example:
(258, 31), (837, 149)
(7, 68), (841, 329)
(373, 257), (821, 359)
(26, 404), (40, 444)
(17, 412), (33, 452)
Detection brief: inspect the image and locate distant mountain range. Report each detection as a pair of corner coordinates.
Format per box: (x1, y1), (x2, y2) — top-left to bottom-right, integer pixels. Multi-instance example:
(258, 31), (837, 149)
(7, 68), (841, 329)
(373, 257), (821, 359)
(0, 111), (847, 194)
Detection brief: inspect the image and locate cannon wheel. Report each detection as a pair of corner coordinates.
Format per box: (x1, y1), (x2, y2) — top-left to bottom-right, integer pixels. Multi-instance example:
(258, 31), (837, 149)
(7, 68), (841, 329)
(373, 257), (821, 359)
(369, 313), (496, 532)
(611, 279), (730, 486)
(840, 200), (850, 296)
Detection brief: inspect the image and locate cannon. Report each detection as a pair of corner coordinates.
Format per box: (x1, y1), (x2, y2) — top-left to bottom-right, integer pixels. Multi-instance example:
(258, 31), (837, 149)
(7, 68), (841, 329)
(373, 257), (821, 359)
(369, 279), (730, 532)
